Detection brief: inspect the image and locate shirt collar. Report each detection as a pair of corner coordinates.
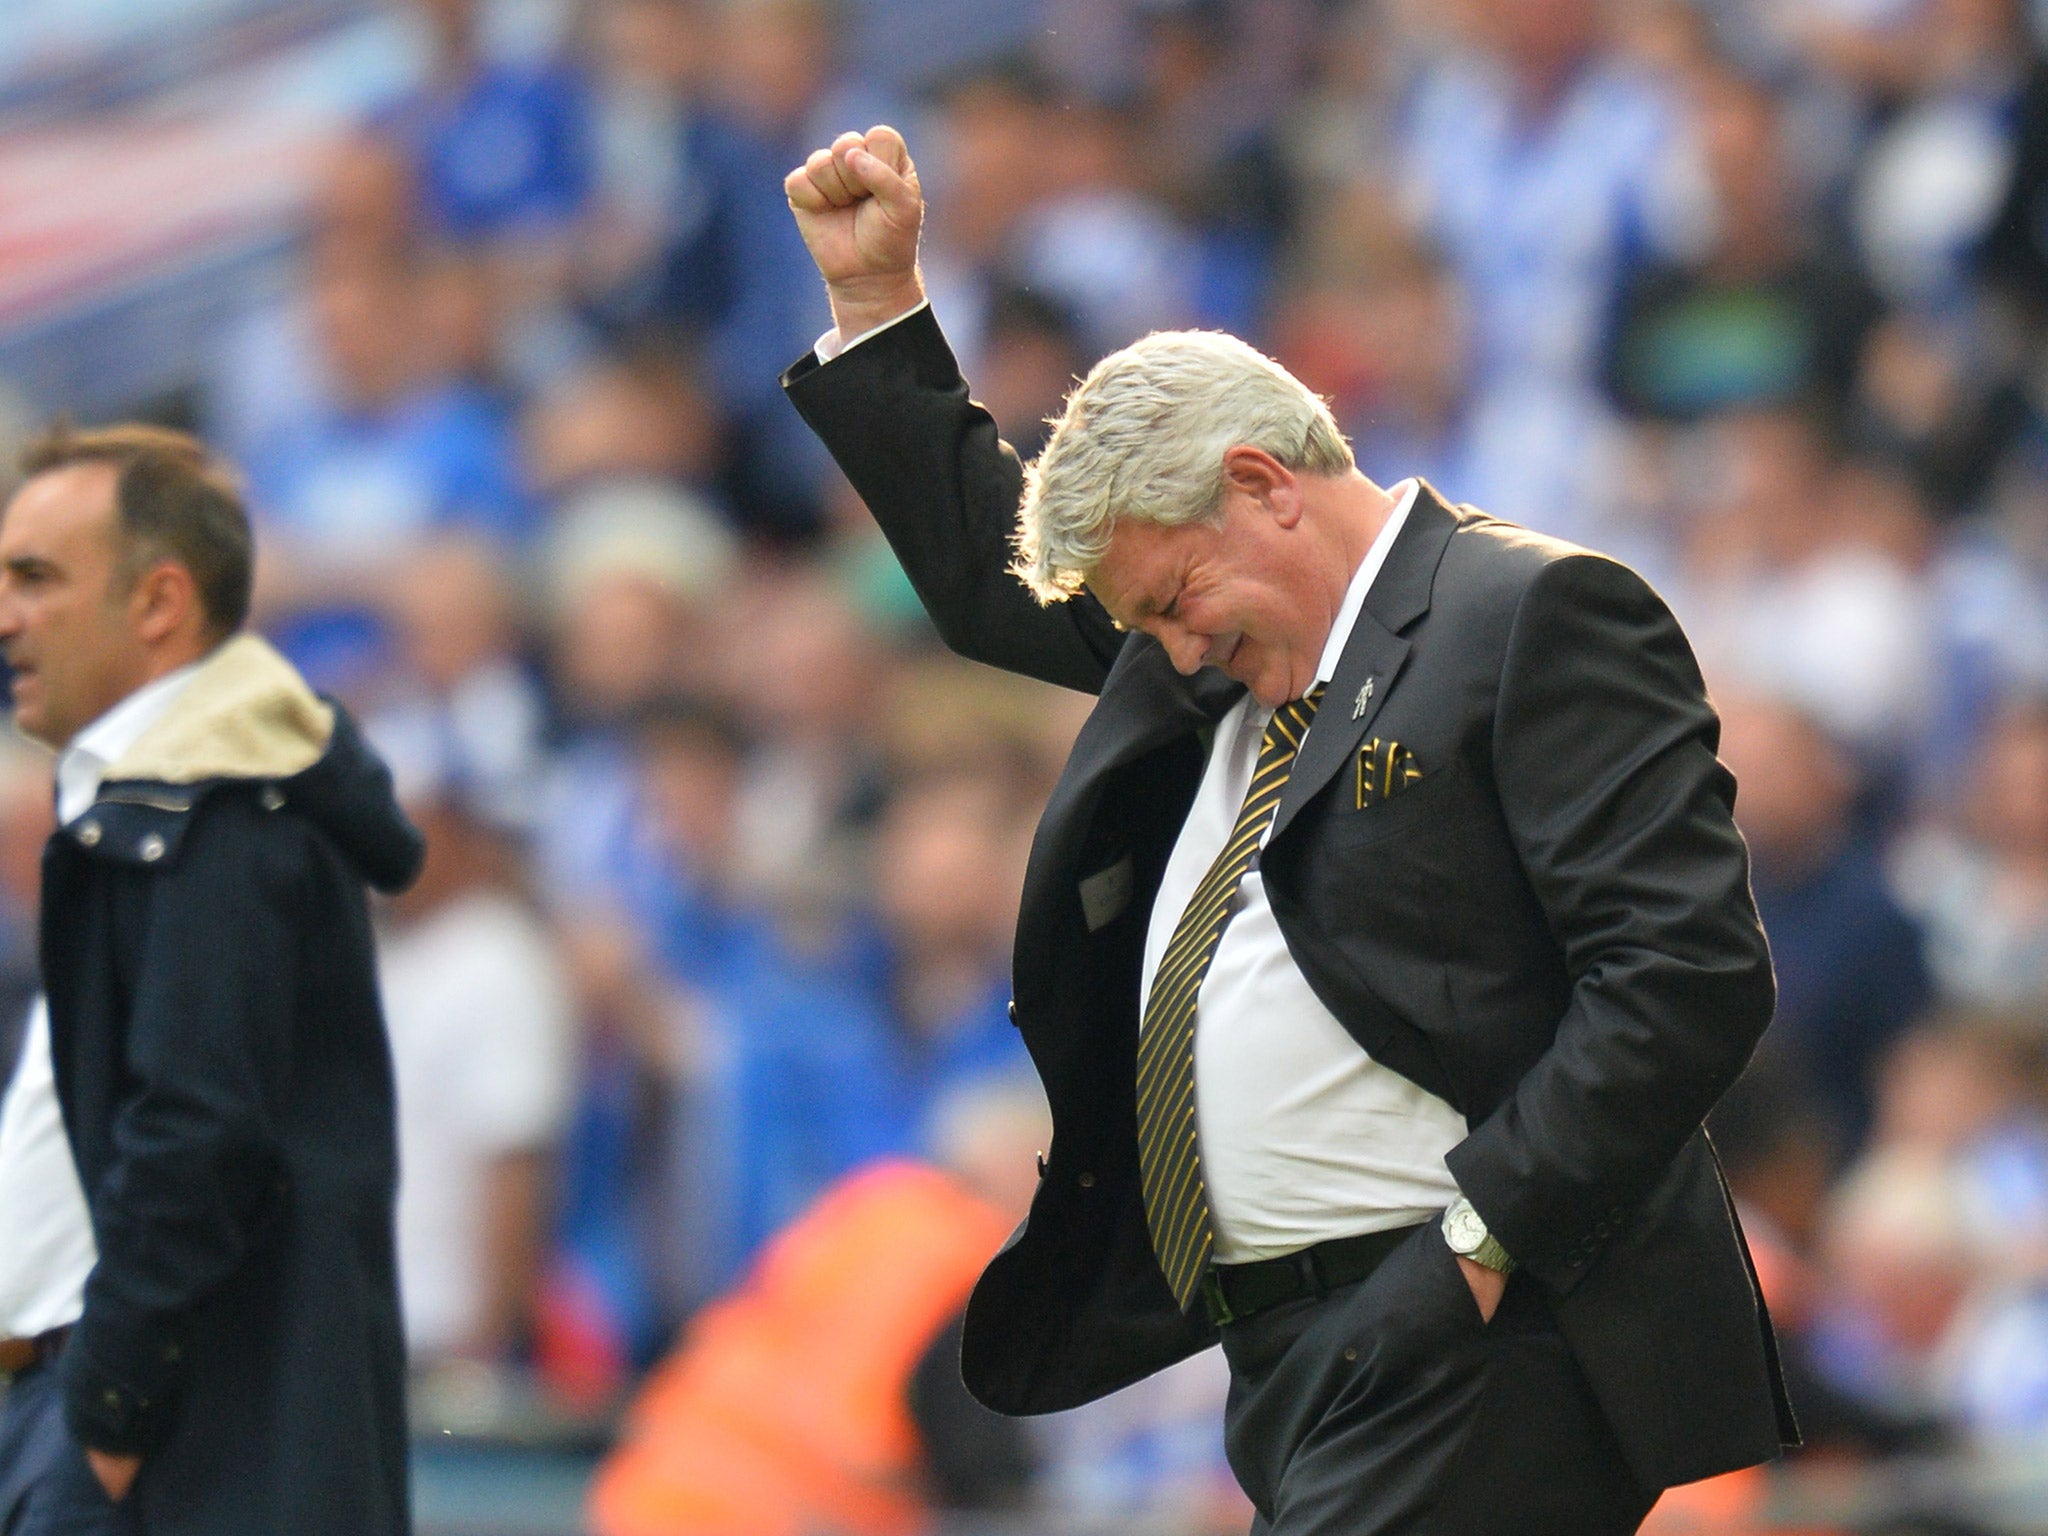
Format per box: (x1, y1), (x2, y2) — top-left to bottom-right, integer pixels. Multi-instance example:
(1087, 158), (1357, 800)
(1313, 478), (1419, 686)
(56, 659), (206, 827)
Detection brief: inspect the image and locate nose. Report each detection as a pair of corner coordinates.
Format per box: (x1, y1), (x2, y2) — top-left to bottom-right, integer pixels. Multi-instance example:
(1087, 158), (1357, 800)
(1156, 623), (1207, 676)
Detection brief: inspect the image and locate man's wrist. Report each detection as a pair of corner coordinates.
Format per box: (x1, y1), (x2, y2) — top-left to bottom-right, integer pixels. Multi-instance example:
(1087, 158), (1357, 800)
(1442, 1195), (1517, 1274)
(825, 272), (927, 346)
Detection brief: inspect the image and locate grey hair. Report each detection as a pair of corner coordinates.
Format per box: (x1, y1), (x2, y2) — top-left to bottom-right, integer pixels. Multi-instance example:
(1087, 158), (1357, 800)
(1010, 329), (1354, 604)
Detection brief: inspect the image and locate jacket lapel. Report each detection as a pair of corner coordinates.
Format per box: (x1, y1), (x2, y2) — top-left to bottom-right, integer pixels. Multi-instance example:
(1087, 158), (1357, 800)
(1027, 635), (1243, 889)
(1270, 483), (1458, 843)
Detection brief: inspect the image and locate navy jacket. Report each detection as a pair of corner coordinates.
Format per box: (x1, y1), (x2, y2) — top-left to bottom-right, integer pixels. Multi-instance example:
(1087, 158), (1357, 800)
(41, 637), (423, 1535)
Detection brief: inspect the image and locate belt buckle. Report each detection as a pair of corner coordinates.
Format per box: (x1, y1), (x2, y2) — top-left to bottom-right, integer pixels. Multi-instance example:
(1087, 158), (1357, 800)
(1200, 1268), (1236, 1327)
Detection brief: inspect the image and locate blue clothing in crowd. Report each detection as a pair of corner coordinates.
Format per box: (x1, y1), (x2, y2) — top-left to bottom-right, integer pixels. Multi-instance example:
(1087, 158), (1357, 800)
(375, 61), (592, 241)
(585, 107), (833, 533)
(246, 380), (537, 553)
(1752, 834), (1933, 1148)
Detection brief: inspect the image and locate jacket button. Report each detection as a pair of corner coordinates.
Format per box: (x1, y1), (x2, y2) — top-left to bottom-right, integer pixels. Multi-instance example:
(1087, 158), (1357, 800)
(259, 785), (285, 811)
(138, 834), (166, 862)
(1077, 1172), (1096, 1188)
(76, 820), (102, 847)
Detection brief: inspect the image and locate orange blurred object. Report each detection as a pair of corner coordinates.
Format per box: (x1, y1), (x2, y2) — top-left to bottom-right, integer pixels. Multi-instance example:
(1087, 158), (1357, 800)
(588, 1159), (1014, 1536)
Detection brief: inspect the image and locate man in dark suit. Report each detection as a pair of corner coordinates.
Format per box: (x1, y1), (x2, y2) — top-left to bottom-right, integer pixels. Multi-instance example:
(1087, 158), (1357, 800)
(781, 128), (1795, 1533)
(0, 426), (422, 1534)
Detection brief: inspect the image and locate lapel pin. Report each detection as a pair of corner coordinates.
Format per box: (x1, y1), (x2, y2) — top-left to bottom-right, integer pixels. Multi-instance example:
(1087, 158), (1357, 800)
(1352, 678), (1374, 719)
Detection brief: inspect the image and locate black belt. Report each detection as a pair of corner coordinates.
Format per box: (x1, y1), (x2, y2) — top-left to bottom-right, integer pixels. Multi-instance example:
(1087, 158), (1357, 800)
(0, 1324), (70, 1378)
(1201, 1223), (1425, 1327)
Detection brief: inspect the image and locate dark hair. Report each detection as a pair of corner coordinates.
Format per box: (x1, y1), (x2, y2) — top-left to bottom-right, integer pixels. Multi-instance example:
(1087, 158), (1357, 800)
(18, 423), (253, 639)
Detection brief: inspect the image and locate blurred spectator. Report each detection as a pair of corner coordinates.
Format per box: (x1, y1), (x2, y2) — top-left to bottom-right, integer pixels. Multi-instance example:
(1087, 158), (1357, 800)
(1847, 0), (2031, 311)
(1128, 0), (1297, 330)
(722, 563), (894, 916)
(588, 1081), (1045, 1536)
(916, 61), (1053, 371)
(1718, 687), (1932, 1145)
(371, 0), (592, 247)
(368, 533), (548, 833)
(1030, 1347), (1247, 1533)
(524, 343), (724, 498)
(532, 478), (740, 934)
(1278, 0), (1416, 207)
(1924, 435), (2048, 778)
(1892, 698), (2048, 1010)
(869, 763), (1039, 1147)
(575, 0), (830, 534)
(1269, 225), (1471, 495)
(547, 693), (903, 1339)
(0, 736), (51, 1081)
(1809, 1142), (1976, 1426)
(208, 135), (421, 469)
(712, 0), (904, 167)
(1013, 92), (1206, 354)
(243, 245), (536, 685)
(1677, 410), (1934, 754)
(966, 286), (1090, 462)
(378, 775), (574, 1366)
(1398, 0), (1711, 534)
(1807, 1017), (2048, 1440)
(1609, 72), (1877, 425)
(1845, 305), (2031, 513)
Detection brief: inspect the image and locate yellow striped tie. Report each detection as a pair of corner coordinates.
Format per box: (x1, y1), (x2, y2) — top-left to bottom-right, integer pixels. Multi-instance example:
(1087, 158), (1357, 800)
(1137, 685), (1326, 1310)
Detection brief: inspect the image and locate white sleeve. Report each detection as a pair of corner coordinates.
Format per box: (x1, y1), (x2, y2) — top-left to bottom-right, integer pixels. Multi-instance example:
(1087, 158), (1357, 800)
(448, 919), (576, 1151)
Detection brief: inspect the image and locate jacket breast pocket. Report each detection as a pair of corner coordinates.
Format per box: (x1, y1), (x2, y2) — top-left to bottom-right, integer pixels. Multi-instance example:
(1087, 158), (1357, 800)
(1324, 763), (1465, 850)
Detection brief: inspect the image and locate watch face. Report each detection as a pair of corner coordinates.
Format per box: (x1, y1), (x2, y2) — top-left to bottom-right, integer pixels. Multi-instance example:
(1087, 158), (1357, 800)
(1446, 1205), (1485, 1253)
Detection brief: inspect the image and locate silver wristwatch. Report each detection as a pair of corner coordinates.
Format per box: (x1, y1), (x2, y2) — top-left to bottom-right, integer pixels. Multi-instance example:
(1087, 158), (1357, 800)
(1442, 1196), (1517, 1273)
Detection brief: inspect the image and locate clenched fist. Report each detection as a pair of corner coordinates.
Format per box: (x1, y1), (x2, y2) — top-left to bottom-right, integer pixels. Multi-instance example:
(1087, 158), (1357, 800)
(785, 125), (927, 343)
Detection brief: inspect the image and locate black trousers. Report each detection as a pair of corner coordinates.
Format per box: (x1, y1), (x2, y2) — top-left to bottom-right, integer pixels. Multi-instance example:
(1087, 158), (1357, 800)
(0, 1357), (139, 1536)
(1219, 1224), (1656, 1536)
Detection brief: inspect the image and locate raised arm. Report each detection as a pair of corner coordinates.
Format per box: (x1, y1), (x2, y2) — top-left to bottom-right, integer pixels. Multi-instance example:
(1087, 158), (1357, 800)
(781, 127), (1121, 694)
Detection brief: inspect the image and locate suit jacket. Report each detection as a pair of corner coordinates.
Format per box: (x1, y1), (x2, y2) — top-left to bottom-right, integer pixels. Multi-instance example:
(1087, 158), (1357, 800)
(784, 308), (1797, 1490)
(42, 638), (423, 1536)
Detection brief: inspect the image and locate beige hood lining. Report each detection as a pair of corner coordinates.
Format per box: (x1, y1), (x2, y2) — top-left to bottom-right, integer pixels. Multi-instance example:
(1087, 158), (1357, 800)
(108, 635), (334, 786)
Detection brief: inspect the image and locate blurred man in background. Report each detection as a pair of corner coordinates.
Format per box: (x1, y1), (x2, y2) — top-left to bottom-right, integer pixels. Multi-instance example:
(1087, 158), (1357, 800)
(0, 427), (421, 1534)
(375, 762), (574, 1371)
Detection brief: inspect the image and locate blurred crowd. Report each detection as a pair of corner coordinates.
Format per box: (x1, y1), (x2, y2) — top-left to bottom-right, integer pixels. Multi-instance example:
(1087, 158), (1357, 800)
(5, 0), (2048, 1527)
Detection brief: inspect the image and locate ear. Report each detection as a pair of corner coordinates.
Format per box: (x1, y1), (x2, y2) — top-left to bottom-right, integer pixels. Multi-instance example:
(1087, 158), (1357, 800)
(127, 559), (203, 649)
(1221, 447), (1301, 527)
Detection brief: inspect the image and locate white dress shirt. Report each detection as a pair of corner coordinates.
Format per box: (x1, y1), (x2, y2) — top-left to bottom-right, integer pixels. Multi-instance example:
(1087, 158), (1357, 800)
(0, 661), (202, 1338)
(1138, 480), (1468, 1263)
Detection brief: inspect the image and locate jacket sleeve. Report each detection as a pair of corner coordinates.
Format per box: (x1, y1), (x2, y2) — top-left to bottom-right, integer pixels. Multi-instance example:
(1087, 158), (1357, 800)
(1444, 553), (1776, 1294)
(782, 306), (1124, 695)
(63, 803), (304, 1455)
